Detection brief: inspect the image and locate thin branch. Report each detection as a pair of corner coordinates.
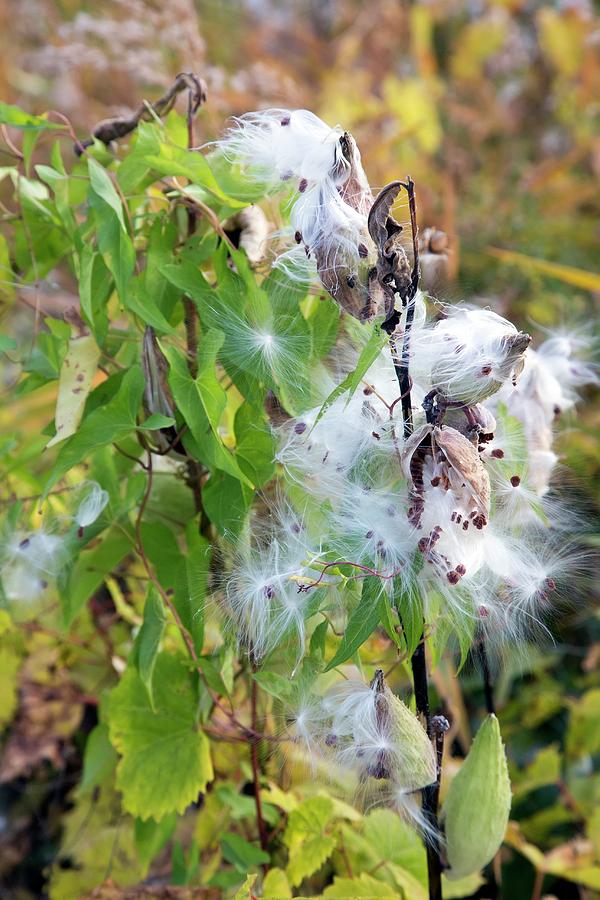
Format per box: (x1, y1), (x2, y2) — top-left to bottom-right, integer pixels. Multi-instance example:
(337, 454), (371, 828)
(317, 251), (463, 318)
(250, 663), (269, 859)
(133, 449), (280, 745)
(424, 716), (450, 900)
(382, 178), (443, 900)
(478, 640), (496, 715)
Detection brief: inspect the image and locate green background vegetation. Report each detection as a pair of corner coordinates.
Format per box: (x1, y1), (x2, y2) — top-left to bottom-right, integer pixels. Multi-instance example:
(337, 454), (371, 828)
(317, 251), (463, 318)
(0, 2), (598, 898)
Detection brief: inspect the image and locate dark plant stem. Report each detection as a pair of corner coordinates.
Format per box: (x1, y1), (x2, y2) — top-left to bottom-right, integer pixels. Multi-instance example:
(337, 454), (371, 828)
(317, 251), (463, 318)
(424, 717), (450, 900)
(410, 640), (431, 730)
(250, 666), (269, 859)
(387, 179), (443, 900)
(182, 88), (210, 533)
(184, 93), (199, 380)
(479, 640), (496, 715)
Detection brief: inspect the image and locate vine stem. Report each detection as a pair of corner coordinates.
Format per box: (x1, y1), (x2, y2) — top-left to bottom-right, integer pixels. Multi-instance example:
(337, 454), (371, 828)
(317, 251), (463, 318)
(182, 87), (211, 533)
(250, 662), (269, 858)
(134, 448), (281, 746)
(387, 178), (444, 900)
(479, 640), (496, 715)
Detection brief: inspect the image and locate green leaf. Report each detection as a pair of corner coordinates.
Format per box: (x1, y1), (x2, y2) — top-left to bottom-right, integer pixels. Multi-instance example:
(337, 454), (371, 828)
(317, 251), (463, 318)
(91, 196), (136, 303)
(132, 586), (166, 711)
(0, 234), (15, 303)
(143, 144), (245, 206)
(0, 335), (17, 354)
(60, 528), (133, 627)
(108, 653), (214, 821)
(323, 874), (400, 897)
(0, 102), (62, 130)
(123, 278), (177, 334)
(325, 577), (382, 671)
(233, 874), (259, 899)
(394, 576), (424, 658)
(88, 157), (128, 231)
(79, 723), (118, 794)
(164, 342), (253, 487)
(306, 295), (340, 360)
(262, 868), (292, 898)
(202, 470), (253, 537)
(134, 813), (177, 874)
(284, 796), (337, 887)
(116, 121), (162, 194)
(87, 160), (135, 303)
(47, 331), (101, 447)
(220, 833), (270, 872)
(184, 523), (210, 655)
(253, 670), (294, 701)
(36, 164), (78, 238)
(379, 592), (403, 650)
(362, 809), (427, 884)
(77, 246), (112, 345)
(139, 413), (176, 430)
(234, 402), (276, 488)
(312, 325), (387, 428)
(45, 366), (145, 495)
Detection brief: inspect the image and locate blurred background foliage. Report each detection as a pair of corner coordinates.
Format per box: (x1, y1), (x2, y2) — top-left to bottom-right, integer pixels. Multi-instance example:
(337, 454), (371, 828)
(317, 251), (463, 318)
(0, 1), (598, 898)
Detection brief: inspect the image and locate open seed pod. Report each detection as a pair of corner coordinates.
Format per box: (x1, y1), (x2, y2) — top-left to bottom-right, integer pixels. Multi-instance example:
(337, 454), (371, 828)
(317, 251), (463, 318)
(402, 424), (491, 531)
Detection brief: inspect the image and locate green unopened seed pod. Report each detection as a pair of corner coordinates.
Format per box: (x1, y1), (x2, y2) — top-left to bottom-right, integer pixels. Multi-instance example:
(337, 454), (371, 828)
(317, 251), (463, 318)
(441, 714), (511, 880)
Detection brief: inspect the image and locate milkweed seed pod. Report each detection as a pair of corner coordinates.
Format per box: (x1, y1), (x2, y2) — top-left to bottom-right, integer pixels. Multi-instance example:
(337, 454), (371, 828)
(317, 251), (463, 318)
(219, 109), (389, 321)
(443, 403), (497, 445)
(491, 332), (598, 495)
(402, 424), (491, 584)
(402, 424), (490, 529)
(319, 671), (437, 793)
(224, 204), (270, 265)
(418, 227), (450, 293)
(141, 327), (183, 454)
(408, 308), (531, 405)
(441, 714), (511, 880)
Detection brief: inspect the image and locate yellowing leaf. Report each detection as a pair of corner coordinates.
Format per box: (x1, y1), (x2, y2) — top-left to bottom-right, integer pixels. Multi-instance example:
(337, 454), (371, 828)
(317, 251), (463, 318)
(47, 331), (100, 448)
(538, 8), (586, 76)
(451, 18), (507, 81)
(284, 795), (336, 887)
(108, 653), (213, 821)
(263, 867), (292, 898)
(0, 647), (21, 726)
(382, 76), (442, 154)
(323, 873), (400, 897)
(488, 247), (600, 293)
(233, 874), (258, 899)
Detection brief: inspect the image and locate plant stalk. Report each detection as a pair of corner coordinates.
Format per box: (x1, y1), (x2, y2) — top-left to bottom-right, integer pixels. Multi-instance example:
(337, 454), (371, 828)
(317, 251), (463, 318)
(250, 667), (269, 858)
(387, 178), (443, 900)
(479, 640), (496, 715)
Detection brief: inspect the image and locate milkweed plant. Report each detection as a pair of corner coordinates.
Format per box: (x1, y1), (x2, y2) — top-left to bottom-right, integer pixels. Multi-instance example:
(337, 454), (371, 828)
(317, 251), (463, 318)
(0, 80), (596, 899)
